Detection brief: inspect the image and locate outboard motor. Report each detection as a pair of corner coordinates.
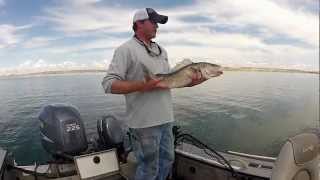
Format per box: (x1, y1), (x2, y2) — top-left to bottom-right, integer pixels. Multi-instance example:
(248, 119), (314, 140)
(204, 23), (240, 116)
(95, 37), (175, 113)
(39, 104), (88, 159)
(97, 114), (131, 162)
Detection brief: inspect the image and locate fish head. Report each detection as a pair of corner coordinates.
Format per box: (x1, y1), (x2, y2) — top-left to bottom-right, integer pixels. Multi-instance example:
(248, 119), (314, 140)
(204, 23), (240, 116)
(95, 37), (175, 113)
(200, 63), (223, 79)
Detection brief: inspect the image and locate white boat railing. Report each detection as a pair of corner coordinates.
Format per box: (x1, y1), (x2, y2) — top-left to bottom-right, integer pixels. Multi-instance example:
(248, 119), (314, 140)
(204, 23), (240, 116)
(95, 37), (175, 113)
(227, 151), (277, 162)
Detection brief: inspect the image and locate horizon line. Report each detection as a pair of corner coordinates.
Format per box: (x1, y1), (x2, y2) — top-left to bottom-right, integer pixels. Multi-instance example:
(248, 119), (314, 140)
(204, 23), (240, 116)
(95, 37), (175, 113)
(0, 66), (318, 78)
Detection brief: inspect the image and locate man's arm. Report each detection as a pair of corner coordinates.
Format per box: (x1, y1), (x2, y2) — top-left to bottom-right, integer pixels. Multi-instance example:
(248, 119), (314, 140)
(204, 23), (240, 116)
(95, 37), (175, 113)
(103, 45), (168, 94)
(111, 78), (164, 94)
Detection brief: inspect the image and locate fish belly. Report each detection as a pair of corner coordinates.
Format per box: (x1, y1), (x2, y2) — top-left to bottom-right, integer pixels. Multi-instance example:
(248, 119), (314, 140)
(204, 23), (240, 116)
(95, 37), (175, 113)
(163, 73), (192, 88)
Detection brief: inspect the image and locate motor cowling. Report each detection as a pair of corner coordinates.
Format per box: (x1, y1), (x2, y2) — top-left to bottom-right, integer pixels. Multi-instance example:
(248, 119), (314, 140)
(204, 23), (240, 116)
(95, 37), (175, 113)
(97, 114), (126, 149)
(39, 104), (88, 158)
(97, 114), (131, 162)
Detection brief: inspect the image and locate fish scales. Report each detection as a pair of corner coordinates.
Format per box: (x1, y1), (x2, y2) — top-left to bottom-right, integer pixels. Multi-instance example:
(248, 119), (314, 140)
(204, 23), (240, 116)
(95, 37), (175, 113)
(153, 62), (222, 88)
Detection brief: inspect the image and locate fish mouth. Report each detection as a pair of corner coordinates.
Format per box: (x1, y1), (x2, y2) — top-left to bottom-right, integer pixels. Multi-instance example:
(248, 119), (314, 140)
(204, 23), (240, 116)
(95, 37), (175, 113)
(207, 70), (223, 77)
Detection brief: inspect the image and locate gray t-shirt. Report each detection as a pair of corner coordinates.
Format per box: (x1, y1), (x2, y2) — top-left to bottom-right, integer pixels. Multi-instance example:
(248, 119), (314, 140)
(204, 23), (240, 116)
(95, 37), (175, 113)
(102, 37), (174, 128)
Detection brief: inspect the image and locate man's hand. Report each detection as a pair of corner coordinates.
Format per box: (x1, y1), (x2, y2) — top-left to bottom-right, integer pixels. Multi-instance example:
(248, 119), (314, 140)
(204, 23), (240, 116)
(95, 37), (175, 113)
(111, 78), (167, 94)
(141, 77), (168, 92)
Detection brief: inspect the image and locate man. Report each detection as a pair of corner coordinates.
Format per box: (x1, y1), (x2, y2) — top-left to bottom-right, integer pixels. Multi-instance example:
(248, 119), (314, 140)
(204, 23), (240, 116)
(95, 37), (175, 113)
(102, 8), (205, 180)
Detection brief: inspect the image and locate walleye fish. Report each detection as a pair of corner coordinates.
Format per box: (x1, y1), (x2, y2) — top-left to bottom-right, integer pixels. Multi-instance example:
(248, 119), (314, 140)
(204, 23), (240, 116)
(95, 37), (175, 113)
(143, 60), (223, 88)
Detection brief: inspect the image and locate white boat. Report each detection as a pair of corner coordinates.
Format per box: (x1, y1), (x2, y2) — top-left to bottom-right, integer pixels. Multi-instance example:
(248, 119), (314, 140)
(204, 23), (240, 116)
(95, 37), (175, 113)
(0, 104), (319, 180)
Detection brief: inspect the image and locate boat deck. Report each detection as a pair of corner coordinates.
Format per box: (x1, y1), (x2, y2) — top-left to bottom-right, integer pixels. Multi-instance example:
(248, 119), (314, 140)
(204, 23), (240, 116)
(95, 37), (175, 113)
(7, 143), (274, 180)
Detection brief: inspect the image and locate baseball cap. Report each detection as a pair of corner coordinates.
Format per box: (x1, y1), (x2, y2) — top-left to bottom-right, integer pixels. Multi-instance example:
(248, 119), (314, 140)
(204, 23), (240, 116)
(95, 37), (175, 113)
(133, 8), (168, 24)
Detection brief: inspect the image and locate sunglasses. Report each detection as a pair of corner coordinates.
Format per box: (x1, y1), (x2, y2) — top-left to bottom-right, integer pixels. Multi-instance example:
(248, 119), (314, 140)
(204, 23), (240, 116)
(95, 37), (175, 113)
(143, 43), (162, 57)
(135, 36), (162, 57)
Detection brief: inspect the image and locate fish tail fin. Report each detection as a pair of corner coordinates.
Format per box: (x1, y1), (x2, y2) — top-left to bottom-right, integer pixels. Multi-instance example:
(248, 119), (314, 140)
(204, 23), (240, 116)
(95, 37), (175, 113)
(140, 63), (156, 81)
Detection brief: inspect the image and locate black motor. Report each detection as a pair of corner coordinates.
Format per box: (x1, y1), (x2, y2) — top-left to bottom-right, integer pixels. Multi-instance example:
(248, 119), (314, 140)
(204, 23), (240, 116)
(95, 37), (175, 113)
(97, 114), (127, 149)
(97, 114), (131, 162)
(39, 104), (88, 158)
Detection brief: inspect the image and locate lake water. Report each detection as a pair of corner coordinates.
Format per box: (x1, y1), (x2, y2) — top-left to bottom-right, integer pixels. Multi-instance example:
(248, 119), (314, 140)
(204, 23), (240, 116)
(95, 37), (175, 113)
(0, 71), (319, 165)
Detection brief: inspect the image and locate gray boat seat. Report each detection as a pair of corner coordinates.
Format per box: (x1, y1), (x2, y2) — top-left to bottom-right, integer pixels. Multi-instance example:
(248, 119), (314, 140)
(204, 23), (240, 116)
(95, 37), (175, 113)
(271, 132), (320, 180)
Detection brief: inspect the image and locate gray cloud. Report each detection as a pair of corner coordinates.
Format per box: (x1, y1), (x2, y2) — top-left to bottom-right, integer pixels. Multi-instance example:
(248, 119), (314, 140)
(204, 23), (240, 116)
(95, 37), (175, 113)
(272, 0), (319, 14)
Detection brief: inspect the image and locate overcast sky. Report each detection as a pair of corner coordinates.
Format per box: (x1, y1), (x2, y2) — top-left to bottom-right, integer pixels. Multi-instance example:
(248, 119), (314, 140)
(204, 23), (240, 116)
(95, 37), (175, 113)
(0, 0), (319, 75)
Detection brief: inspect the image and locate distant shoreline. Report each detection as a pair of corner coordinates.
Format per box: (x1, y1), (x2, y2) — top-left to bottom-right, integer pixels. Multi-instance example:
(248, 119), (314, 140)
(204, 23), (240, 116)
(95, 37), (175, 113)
(223, 67), (319, 74)
(0, 67), (318, 78)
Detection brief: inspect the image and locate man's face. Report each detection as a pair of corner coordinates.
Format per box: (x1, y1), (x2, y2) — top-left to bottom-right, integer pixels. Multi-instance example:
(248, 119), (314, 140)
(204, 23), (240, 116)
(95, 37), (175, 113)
(139, 19), (158, 39)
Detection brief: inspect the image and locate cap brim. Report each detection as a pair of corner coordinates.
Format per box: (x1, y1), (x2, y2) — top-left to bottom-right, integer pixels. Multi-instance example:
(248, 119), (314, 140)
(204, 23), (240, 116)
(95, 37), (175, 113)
(152, 14), (168, 24)
(146, 8), (168, 24)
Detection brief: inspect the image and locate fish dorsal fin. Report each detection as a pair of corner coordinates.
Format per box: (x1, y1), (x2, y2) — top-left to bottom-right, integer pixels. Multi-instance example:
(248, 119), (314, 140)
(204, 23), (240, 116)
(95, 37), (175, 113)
(172, 58), (193, 72)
